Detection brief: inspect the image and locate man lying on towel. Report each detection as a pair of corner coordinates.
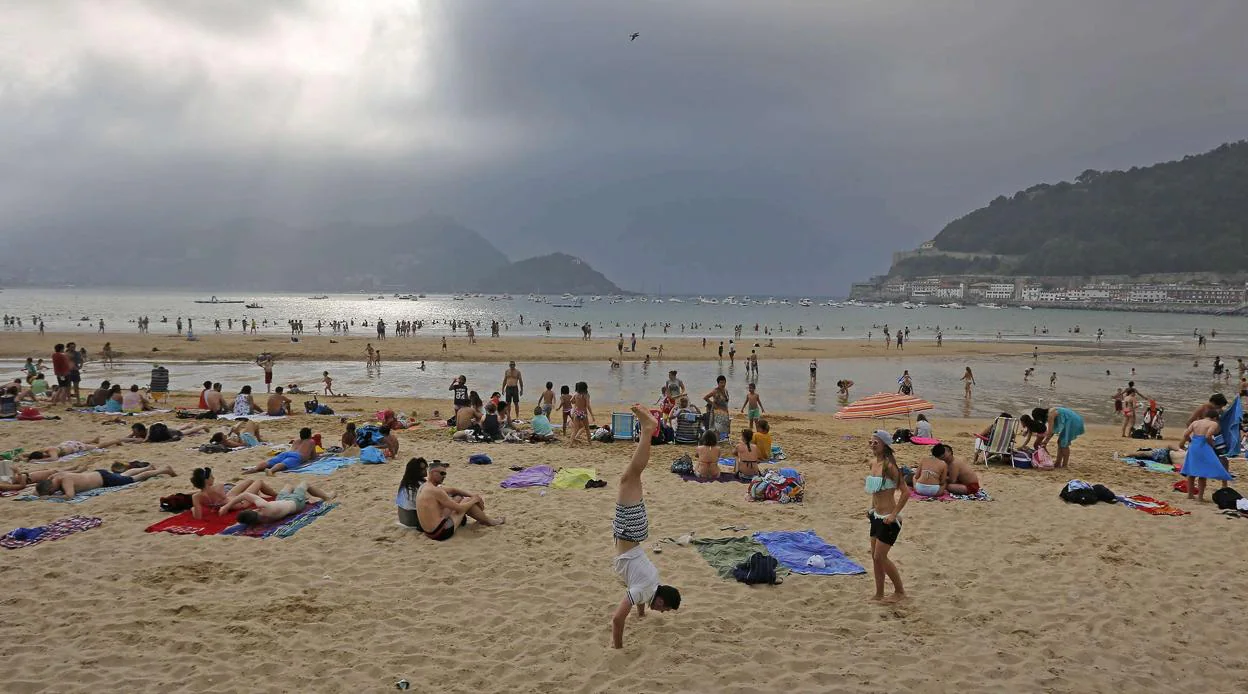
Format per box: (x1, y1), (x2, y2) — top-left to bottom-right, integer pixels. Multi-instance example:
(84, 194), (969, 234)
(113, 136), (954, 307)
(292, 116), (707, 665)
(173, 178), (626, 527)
(35, 464), (176, 498)
(611, 405), (681, 649)
(242, 427), (318, 474)
(229, 480), (334, 525)
(414, 460), (504, 541)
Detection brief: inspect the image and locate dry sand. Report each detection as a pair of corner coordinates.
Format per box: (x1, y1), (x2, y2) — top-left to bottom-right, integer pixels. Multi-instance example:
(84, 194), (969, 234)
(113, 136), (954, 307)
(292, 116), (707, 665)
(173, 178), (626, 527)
(2, 391), (1246, 693)
(1, 330), (1082, 364)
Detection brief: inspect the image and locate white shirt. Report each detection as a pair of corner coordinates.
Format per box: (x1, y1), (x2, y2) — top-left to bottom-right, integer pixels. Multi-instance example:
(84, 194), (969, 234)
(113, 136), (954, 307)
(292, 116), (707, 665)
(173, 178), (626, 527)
(915, 420), (933, 438)
(613, 545), (659, 606)
(395, 485), (419, 510)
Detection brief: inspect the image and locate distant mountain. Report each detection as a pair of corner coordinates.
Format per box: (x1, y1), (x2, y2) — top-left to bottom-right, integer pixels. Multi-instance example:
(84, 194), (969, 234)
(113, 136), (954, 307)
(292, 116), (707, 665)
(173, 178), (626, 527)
(890, 141), (1248, 277)
(0, 215), (622, 293)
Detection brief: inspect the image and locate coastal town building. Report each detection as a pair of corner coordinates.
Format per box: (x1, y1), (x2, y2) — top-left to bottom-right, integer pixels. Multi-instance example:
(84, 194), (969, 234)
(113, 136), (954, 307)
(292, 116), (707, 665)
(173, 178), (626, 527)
(852, 274), (1247, 310)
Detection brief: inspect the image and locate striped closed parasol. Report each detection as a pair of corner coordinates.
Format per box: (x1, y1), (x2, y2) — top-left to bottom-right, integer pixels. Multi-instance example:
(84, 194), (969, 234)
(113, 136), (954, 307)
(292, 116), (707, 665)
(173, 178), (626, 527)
(834, 392), (934, 420)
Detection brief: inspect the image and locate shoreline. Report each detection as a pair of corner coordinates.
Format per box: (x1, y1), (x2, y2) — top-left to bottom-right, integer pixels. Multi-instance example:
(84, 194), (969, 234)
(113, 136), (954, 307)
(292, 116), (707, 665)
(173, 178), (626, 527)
(0, 331), (1090, 364)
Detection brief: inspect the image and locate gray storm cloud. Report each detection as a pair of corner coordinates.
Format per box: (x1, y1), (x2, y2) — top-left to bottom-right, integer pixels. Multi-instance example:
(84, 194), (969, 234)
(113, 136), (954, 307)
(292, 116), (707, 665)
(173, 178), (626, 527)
(2, 0), (1246, 293)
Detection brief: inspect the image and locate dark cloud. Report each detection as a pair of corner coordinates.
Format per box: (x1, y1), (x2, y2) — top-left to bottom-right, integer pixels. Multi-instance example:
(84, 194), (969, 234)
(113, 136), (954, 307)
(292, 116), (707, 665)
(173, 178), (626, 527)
(2, 0), (1247, 293)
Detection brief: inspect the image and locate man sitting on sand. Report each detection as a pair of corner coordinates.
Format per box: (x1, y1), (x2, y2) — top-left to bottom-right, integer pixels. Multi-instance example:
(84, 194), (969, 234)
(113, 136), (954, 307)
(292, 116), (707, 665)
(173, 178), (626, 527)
(414, 460), (504, 541)
(266, 386), (292, 417)
(242, 427), (319, 474)
(932, 444), (980, 495)
(35, 464), (176, 498)
(205, 383), (228, 413)
(611, 405), (681, 649)
(228, 480), (334, 525)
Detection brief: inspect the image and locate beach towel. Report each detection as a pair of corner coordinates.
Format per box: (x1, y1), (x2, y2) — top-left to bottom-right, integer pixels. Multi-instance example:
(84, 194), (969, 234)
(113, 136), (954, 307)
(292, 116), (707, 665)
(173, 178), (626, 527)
(13, 477), (152, 504)
(500, 465), (555, 488)
(220, 502), (338, 538)
(219, 413), (287, 422)
(1117, 494), (1189, 516)
(753, 530), (865, 576)
(679, 471), (751, 484)
(285, 455), (360, 476)
(692, 536), (790, 580)
(145, 508), (247, 536)
(1221, 397), (1243, 458)
(1, 515), (103, 549)
(909, 436), (940, 446)
(50, 448), (106, 462)
(551, 467), (597, 490)
(75, 408), (170, 416)
(770, 445), (787, 461)
(909, 489), (993, 502)
(1119, 457), (1178, 474)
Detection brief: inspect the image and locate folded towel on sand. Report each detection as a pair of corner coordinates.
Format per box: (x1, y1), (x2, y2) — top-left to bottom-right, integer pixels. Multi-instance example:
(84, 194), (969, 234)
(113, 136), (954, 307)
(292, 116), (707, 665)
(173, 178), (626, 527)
(220, 502), (338, 538)
(692, 536), (790, 580)
(679, 471), (750, 484)
(1119, 457), (1178, 474)
(500, 465), (555, 488)
(14, 477), (151, 503)
(551, 468), (597, 489)
(753, 530), (865, 575)
(909, 489), (993, 502)
(2, 515), (103, 549)
(289, 456), (360, 475)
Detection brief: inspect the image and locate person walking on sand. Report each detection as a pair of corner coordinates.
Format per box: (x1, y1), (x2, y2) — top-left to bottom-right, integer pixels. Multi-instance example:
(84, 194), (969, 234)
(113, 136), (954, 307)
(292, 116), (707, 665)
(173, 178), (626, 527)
(740, 382), (764, 430)
(961, 367), (976, 399)
(323, 371), (335, 396)
(610, 405), (681, 648)
(865, 430), (908, 603)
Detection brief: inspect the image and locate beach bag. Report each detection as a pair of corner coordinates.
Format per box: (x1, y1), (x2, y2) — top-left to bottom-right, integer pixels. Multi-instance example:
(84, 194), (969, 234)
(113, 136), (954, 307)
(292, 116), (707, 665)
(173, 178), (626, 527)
(159, 493), (193, 513)
(355, 425), (383, 447)
(1213, 487), (1243, 511)
(1010, 451), (1033, 468)
(468, 453), (493, 465)
(670, 454), (694, 475)
(1173, 479), (1189, 493)
(1031, 448), (1054, 470)
(892, 428), (912, 444)
(1059, 481), (1098, 505)
(732, 552), (780, 585)
(360, 446), (386, 464)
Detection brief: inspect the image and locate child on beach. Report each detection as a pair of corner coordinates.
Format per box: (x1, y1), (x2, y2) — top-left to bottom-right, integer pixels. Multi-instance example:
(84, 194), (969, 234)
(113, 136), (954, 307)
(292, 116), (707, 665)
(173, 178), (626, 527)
(539, 382), (556, 417)
(740, 382), (764, 430)
(1050, 372), (1058, 389)
(569, 381), (595, 444)
(558, 385), (573, 433)
(323, 371), (335, 396)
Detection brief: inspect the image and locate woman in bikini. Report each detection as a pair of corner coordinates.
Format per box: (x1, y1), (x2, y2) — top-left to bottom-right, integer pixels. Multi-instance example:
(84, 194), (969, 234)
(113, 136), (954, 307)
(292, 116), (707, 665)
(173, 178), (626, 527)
(694, 430), (720, 480)
(703, 375), (730, 440)
(569, 381), (595, 444)
(866, 430), (909, 602)
(189, 467), (277, 520)
(734, 429), (761, 480)
(961, 367), (976, 398)
(912, 452), (947, 497)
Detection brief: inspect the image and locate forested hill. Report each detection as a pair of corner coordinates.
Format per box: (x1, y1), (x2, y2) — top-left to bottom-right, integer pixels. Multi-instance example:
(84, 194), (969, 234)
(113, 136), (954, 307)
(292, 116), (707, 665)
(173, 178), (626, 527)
(895, 141), (1248, 277)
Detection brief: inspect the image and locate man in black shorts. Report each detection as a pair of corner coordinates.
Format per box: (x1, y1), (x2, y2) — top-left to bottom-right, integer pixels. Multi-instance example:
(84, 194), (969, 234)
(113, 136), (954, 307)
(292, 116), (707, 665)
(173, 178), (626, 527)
(501, 361), (524, 424)
(66, 341), (83, 405)
(35, 464), (176, 499)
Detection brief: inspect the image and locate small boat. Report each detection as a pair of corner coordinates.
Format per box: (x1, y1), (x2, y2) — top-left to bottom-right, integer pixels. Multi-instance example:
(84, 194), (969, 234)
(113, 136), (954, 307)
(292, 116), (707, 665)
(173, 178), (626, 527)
(245, 302), (263, 309)
(194, 296), (244, 304)
(668, 298), (684, 303)
(799, 298), (813, 307)
(552, 297), (583, 308)
(1019, 305), (1034, 310)
(308, 295), (329, 300)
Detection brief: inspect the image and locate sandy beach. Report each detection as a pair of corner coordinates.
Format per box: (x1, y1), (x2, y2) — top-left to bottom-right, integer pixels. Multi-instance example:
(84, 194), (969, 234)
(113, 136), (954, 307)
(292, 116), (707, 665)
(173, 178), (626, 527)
(1, 330), (1083, 364)
(3, 387), (1247, 693)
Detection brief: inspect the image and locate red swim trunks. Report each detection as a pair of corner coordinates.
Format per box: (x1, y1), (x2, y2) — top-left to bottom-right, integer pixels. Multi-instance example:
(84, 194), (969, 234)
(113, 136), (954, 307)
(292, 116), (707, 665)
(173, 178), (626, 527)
(965, 481), (981, 495)
(264, 371), (273, 385)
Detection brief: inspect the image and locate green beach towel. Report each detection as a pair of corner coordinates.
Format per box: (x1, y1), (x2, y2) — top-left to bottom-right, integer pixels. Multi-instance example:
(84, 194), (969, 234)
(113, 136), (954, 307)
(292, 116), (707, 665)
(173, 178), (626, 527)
(551, 467), (597, 489)
(692, 536), (789, 580)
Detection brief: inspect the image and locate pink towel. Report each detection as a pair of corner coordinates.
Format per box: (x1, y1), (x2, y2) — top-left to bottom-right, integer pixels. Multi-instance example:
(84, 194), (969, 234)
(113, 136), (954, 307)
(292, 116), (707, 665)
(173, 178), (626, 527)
(909, 436), (940, 445)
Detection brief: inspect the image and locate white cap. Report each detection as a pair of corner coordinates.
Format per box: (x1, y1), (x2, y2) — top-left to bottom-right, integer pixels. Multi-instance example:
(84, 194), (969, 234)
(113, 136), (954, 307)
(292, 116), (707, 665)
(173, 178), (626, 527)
(806, 555), (826, 568)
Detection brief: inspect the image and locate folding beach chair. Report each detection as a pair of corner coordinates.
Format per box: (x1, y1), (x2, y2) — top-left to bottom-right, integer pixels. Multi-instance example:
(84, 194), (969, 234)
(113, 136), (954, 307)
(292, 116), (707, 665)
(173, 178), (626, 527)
(673, 411), (702, 444)
(611, 411), (637, 441)
(976, 416), (1015, 466)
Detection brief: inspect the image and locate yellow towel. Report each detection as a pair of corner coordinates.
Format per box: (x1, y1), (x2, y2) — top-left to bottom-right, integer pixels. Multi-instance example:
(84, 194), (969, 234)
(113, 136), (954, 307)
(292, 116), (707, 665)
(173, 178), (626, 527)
(552, 467), (598, 490)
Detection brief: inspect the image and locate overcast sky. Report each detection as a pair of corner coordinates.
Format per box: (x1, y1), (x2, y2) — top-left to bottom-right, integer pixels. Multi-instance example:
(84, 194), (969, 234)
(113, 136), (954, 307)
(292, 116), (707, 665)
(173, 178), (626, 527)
(3, 0), (1247, 293)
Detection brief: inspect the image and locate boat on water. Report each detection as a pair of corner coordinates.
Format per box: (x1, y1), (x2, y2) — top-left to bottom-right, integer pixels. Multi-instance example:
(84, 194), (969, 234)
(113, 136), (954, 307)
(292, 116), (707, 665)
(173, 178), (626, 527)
(668, 297), (684, 303)
(552, 297), (583, 308)
(799, 298), (813, 307)
(308, 295), (329, 300)
(245, 302), (263, 309)
(194, 296), (244, 304)
(901, 301), (916, 309)
(653, 298), (664, 304)
(1019, 305), (1034, 310)
(977, 303), (1004, 309)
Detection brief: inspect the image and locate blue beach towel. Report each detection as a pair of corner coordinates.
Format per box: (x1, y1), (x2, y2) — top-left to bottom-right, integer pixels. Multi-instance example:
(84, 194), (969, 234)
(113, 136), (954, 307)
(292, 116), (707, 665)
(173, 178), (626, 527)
(288, 456), (360, 475)
(1220, 397), (1243, 458)
(753, 530), (866, 576)
(14, 478), (151, 504)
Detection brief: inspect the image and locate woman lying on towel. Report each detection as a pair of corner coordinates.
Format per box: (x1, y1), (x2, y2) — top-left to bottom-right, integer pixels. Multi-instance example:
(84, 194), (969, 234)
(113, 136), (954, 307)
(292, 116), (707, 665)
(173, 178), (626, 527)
(189, 467), (278, 520)
(23, 435), (130, 462)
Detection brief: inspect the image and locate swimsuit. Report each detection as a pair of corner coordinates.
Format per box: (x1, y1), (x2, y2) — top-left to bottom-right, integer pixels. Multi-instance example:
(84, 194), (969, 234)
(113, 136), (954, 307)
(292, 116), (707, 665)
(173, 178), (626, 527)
(866, 474), (902, 543)
(97, 470), (135, 487)
(276, 487), (308, 513)
(266, 450), (304, 470)
(59, 441), (90, 455)
(613, 501), (649, 543)
(425, 516), (456, 541)
(747, 407), (761, 419)
(914, 482), (941, 497)
(240, 432), (260, 447)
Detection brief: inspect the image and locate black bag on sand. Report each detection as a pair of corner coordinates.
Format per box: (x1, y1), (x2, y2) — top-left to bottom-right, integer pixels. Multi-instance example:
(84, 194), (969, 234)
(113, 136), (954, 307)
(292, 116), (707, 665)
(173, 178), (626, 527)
(160, 493), (193, 513)
(1214, 487), (1243, 511)
(670, 454), (693, 475)
(733, 553), (780, 585)
(892, 429), (912, 444)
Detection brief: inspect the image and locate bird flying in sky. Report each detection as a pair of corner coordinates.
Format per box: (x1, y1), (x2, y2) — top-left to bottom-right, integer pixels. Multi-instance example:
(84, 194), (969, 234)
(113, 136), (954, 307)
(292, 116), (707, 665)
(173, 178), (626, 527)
(629, 32), (640, 41)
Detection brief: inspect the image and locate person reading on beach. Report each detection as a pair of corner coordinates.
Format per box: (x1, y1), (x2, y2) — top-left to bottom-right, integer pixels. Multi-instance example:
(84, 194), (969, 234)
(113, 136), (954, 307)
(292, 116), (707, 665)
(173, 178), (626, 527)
(243, 428), (318, 474)
(912, 450), (948, 497)
(695, 430), (721, 480)
(414, 460), (504, 540)
(1179, 410), (1233, 502)
(734, 429), (761, 480)
(129, 422), (210, 443)
(866, 430), (908, 603)
(501, 361), (524, 423)
(189, 467), (277, 519)
(234, 386), (261, 416)
(538, 382), (556, 417)
(35, 464), (176, 498)
(740, 382), (764, 430)
(611, 405), (681, 648)
(1021, 407), (1084, 469)
(266, 387), (292, 417)
(934, 444), (980, 495)
(229, 480), (334, 525)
